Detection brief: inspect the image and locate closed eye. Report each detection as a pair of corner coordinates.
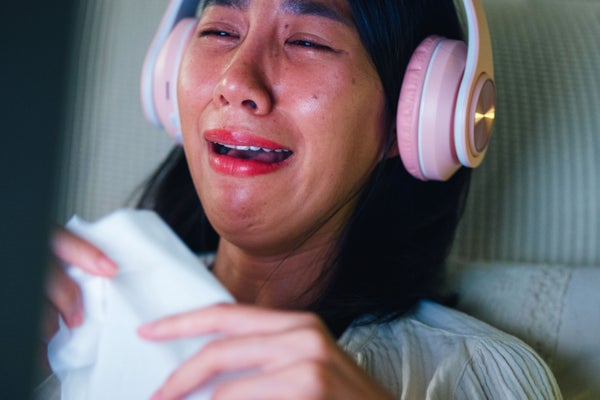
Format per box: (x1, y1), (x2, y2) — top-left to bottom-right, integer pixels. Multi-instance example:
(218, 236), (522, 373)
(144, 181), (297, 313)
(287, 39), (335, 52)
(199, 29), (239, 39)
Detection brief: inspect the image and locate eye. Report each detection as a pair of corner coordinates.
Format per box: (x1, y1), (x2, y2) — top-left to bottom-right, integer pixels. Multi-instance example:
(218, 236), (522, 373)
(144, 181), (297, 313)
(287, 39), (335, 52)
(199, 29), (239, 39)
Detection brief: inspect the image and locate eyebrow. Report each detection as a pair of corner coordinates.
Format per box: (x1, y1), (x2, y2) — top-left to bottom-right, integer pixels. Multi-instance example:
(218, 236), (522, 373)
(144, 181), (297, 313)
(200, 0), (249, 10)
(200, 0), (353, 27)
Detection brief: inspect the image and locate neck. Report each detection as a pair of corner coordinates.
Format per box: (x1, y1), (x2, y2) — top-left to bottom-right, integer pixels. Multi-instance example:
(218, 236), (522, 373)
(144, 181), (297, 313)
(211, 239), (335, 310)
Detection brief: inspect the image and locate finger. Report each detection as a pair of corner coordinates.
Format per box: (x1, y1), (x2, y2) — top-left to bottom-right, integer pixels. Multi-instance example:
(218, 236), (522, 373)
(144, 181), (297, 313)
(150, 327), (338, 400)
(139, 303), (320, 340)
(51, 227), (117, 276)
(211, 361), (335, 400)
(152, 352), (313, 400)
(44, 263), (84, 328)
(211, 359), (395, 400)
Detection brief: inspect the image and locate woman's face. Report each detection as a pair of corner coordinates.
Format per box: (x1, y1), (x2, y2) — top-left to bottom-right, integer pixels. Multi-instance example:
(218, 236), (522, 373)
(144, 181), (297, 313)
(178, 0), (387, 256)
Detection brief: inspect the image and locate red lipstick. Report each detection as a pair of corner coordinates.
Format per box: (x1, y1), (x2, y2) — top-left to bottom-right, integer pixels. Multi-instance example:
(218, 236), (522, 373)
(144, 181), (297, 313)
(204, 129), (293, 177)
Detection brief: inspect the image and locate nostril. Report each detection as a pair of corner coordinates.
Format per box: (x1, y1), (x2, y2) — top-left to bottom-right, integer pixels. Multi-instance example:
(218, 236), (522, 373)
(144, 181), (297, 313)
(242, 99), (258, 110)
(219, 95), (230, 106)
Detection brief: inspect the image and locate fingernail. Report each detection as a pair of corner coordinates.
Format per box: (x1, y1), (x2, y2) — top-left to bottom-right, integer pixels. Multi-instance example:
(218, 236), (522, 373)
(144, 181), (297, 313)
(98, 256), (118, 276)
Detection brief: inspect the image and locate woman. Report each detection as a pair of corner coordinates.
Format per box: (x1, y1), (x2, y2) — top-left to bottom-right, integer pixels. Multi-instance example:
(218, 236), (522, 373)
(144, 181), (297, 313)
(45, 0), (561, 398)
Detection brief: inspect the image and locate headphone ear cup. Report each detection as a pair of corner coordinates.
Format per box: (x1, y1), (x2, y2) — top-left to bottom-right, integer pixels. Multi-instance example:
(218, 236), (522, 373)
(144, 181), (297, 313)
(397, 36), (443, 181)
(396, 36), (467, 181)
(152, 18), (198, 143)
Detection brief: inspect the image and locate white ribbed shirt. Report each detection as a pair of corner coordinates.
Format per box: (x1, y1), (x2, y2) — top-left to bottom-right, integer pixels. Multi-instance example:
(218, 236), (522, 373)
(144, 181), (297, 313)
(339, 300), (562, 399)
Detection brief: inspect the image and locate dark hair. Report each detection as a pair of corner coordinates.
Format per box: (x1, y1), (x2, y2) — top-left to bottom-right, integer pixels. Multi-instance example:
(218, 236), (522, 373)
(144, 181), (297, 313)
(137, 0), (469, 336)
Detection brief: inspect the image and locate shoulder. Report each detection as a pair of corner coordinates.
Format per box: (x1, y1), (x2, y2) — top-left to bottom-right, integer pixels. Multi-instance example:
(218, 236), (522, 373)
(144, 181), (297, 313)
(339, 301), (562, 399)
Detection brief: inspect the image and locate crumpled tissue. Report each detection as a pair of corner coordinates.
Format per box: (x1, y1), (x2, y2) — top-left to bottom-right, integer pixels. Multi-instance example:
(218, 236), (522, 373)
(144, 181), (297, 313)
(47, 209), (235, 400)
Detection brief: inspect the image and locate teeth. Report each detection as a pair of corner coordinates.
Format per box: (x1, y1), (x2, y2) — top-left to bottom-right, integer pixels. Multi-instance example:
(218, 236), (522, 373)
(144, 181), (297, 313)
(216, 142), (289, 153)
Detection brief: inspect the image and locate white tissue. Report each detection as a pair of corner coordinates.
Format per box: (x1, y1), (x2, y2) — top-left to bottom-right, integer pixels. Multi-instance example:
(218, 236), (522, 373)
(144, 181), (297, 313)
(47, 209), (235, 400)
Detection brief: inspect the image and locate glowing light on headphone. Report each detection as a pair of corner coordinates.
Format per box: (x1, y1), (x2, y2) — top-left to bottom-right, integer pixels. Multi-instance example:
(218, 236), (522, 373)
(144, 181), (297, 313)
(471, 78), (496, 154)
(475, 106), (495, 124)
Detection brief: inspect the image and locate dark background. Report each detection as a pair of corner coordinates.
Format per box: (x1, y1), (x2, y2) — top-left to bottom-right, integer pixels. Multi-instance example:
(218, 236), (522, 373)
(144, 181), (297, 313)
(1, 0), (76, 397)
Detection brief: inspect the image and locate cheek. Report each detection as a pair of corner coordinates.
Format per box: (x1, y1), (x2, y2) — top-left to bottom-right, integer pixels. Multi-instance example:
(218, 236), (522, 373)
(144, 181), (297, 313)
(347, 81), (387, 159)
(294, 92), (386, 215)
(304, 80), (386, 164)
(177, 51), (215, 133)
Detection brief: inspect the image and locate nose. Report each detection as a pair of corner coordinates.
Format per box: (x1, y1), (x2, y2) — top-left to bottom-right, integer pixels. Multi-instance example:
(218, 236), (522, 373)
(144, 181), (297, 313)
(214, 43), (274, 116)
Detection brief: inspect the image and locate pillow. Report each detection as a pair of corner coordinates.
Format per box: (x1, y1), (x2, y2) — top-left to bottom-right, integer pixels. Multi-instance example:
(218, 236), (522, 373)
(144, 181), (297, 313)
(446, 261), (600, 399)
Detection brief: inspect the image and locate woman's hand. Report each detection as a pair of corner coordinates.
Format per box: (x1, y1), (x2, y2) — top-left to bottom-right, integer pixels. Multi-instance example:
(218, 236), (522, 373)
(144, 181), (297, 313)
(42, 227), (118, 341)
(139, 303), (395, 400)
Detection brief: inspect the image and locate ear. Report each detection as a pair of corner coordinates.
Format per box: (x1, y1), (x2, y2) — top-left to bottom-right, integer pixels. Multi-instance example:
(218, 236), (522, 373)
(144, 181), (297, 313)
(386, 144), (399, 159)
(384, 131), (400, 159)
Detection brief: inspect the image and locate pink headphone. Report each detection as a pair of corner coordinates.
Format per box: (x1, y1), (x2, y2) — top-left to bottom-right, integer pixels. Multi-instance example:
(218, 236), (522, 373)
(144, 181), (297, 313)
(141, 0), (496, 181)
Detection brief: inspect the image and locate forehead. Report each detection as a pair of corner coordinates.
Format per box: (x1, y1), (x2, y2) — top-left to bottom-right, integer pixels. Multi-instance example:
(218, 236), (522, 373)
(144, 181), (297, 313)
(199, 0), (353, 26)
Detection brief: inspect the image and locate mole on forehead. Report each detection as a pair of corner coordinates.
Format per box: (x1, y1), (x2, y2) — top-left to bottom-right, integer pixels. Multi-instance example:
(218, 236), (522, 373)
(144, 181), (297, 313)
(200, 0), (353, 26)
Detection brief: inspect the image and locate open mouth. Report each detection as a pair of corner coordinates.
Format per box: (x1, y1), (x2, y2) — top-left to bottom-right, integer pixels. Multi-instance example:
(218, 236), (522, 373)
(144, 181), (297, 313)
(211, 142), (293, 164)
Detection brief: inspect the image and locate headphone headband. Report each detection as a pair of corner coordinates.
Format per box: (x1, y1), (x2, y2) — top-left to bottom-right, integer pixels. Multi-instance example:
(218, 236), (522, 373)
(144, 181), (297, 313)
(455, 0), (495, 168)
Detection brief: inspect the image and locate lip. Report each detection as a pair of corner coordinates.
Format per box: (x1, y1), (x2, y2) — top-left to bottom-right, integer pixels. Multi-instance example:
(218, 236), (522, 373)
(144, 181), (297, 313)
(204, 128), (293, 177)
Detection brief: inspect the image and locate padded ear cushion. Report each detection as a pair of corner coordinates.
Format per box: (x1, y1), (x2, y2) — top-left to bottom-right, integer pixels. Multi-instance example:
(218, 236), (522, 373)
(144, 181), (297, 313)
(397, 36), (468, 181)
(397, 36), (444, 181)
(152, 18), (198, 143)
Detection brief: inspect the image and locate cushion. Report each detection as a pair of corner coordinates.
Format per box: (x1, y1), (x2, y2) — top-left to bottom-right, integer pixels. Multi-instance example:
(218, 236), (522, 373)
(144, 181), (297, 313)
(447, 261), (600, 399)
